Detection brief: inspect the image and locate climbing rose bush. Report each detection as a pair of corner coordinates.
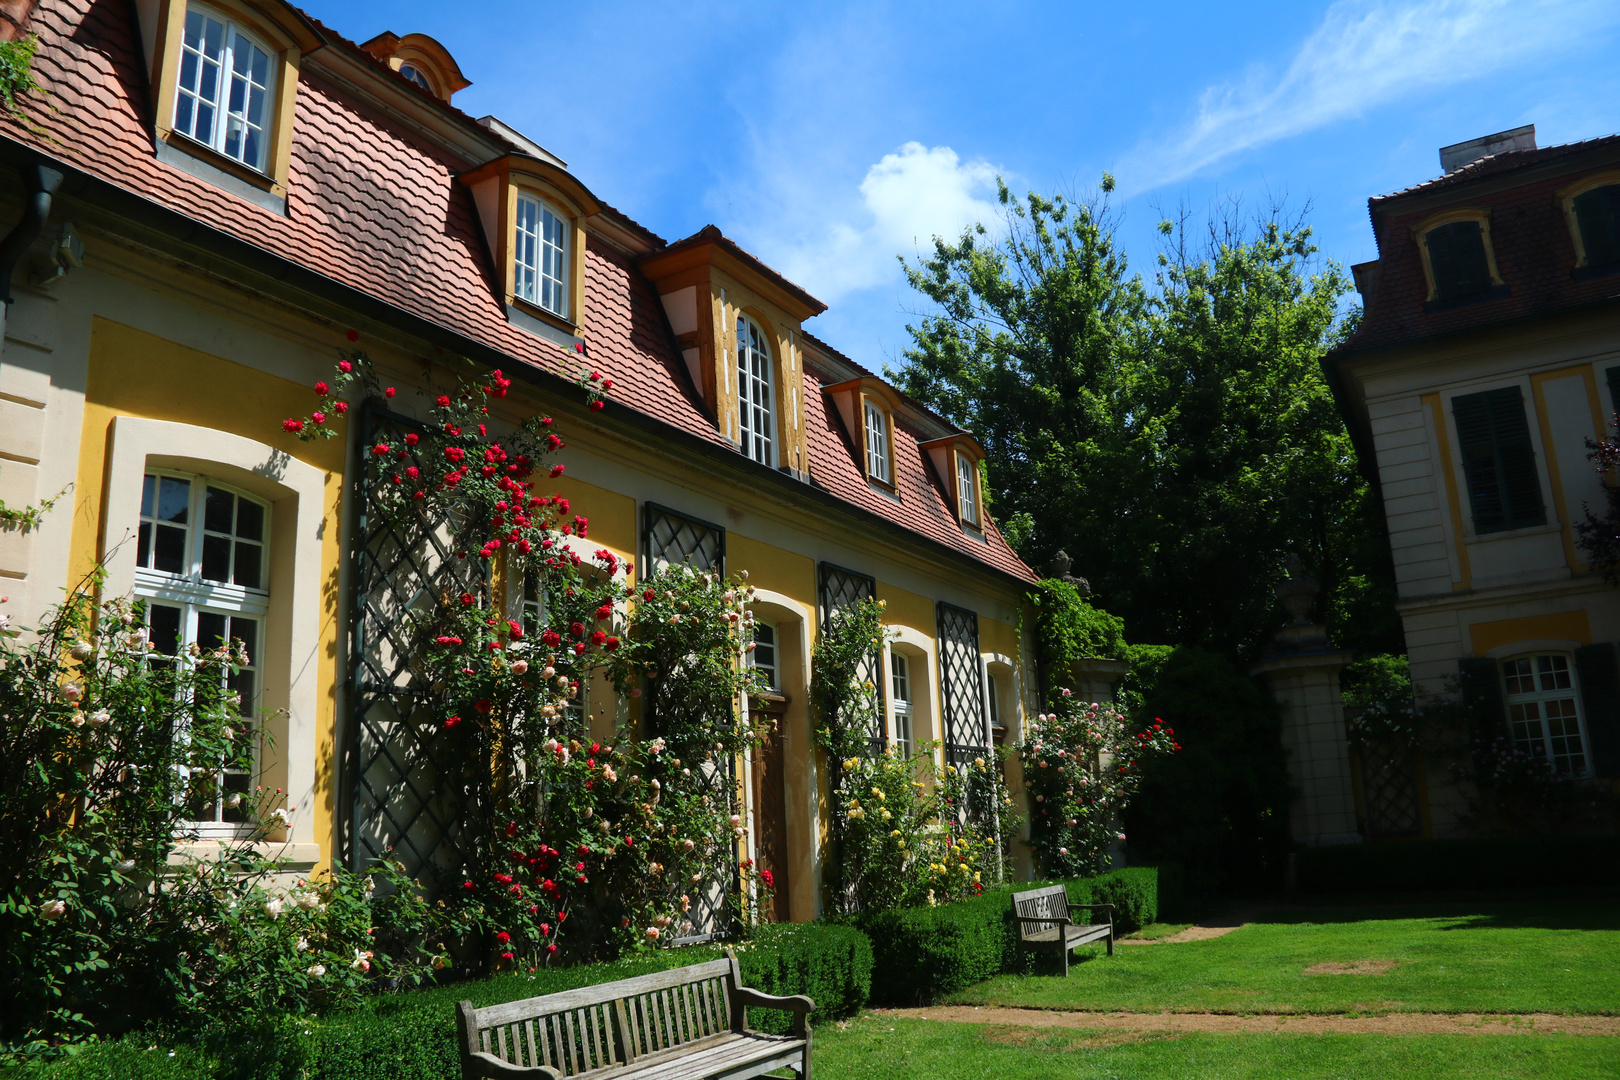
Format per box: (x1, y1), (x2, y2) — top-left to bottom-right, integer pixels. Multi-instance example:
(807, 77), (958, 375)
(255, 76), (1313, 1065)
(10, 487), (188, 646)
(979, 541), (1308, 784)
(1020, 691), (1179, 877)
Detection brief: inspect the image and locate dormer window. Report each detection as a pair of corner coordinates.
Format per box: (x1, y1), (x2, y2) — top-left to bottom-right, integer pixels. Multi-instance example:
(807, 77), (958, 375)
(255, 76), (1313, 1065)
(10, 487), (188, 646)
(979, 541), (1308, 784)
(398, 63), (433, 93)
(1561, 175), (1620, 276)
(515, 193), (570, 318)
(864, 399), (891, 484)
(1413, 210), (1505, 309)
(737, 315), (776, 466)
(956, 452), (980, 526)
(174, 5), (274, 172)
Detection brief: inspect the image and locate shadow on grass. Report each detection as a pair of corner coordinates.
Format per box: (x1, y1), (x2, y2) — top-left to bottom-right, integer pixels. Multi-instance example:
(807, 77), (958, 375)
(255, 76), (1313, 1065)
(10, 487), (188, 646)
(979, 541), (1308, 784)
(1236, 895), (1620, 932)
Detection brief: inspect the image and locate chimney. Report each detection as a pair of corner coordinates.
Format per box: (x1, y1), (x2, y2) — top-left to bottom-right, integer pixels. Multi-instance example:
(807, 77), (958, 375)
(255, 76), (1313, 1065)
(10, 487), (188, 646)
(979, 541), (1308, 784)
(1439, 124), (1536, 174)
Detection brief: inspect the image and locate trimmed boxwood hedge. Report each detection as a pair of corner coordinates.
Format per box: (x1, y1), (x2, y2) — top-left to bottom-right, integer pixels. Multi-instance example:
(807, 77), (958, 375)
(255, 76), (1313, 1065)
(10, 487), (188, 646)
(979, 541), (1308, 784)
(857, 866), (1170, 1005)
(1296, 836), (1620, 895)
(21, 922), (872, 1080)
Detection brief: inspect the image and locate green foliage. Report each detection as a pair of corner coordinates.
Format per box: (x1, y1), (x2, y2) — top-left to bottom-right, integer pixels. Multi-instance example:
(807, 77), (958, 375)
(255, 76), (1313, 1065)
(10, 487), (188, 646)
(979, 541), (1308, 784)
(0, 36), (38, 114)
(895, 185), (1400, 658)
(1341, 653), (1417, 749)
(809, 598), (890, 763)
(1121, 647), (1291, 899)
(856, 868), (1166, 1005)
(1295, 835), (1620, 895)
(19, 924), (871, 1080)
(1027, 579), (1125, 687)
(1021, 693), (1177, 877)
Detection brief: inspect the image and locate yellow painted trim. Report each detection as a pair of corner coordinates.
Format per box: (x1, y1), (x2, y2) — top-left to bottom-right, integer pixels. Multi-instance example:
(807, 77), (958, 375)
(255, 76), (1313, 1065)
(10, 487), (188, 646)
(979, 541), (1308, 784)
(1528, 369), (1581, 571)
(1411, 208), (1504, 302)
(1556, 170), (1620, 269)
(1423, 392), (1472, 590)
(1469, 610), (1593, 656)
(73, 318), (346, 869)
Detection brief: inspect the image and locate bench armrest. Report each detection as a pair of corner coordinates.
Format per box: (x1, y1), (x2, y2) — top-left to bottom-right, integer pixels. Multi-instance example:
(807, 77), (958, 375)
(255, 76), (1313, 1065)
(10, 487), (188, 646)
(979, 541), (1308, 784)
(732, 987), (815, 1037)
(465, 1050), (562, 1080)
(1068, 904), (1115, 916)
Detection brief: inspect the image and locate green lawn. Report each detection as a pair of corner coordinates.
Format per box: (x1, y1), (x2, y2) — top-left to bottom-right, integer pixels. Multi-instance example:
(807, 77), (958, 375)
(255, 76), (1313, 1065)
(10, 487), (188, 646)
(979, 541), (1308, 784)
(948, 903), (1620, 1015)
(810, 1015), (1620, 1080)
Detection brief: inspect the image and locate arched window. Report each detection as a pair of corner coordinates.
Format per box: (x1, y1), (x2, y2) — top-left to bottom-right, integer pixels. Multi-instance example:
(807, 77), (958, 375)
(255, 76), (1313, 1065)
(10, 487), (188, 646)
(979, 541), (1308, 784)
(751, 621), (779, 691)
(1501, 653), (1589, 775)
(1572, 184), (1620, 272)
(172, 4), (276, 171)
(136, 470), (269, 832)
(890, 651), (913, 755)
(864, 399), (891, 483)
(514, 193), (570, 318)
(737, 316), (775, 466)
(398, 63), (434, 93)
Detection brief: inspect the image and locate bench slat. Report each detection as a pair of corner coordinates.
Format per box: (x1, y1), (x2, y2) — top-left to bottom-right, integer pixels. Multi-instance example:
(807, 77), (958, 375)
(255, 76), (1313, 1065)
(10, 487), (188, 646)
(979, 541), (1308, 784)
(471, 960), (735, 1029)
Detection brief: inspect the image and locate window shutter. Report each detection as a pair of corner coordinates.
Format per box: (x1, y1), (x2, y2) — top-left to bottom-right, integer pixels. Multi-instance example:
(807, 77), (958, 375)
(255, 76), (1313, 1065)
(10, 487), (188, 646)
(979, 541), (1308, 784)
(1426, 221), (1492, 301)
(1605, 366), (1620, 419)
(1457, 656), (1507, 776)
(1574, 185), (1620, 270)
(1452, 387), (1545, 534)
(1574, 643), (1620, 778)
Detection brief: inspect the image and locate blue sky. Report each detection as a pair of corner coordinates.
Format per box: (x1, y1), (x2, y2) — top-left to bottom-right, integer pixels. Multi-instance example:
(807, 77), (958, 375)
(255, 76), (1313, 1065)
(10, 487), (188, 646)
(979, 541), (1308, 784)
(320, 0), (1620, 371)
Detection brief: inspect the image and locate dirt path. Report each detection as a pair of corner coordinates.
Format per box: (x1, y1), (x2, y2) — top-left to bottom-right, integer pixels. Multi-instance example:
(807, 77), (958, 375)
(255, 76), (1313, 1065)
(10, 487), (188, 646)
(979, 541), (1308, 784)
(883, 1005), (1620, 1036)
(1118, 906), (1265, 945)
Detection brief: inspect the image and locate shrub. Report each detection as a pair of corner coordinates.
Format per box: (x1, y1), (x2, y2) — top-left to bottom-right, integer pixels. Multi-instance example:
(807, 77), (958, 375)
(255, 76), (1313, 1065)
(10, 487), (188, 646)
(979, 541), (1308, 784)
(1296, 836), (1620, 895)
(1027, 579), (1127, 685)
(858, 867), (1165, 1005)
(1123, 646), (1292, 899)
(20, 923), (871, 1080)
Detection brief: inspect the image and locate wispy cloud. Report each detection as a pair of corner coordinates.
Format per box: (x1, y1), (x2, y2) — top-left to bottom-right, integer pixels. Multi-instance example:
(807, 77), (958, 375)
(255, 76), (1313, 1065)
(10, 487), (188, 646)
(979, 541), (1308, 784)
(1120, 0), (1620, 193)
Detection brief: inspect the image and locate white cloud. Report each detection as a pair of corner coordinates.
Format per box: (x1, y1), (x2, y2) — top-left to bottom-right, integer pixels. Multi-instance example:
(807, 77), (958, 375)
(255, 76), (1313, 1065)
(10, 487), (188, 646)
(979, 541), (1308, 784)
(1121, 0), (1620, 193)
(753, 142), (1004, 304)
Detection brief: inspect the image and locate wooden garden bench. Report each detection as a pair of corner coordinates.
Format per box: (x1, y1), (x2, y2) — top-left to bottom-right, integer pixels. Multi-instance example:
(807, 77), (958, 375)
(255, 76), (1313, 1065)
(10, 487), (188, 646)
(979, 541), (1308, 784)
(455, 951), (814, 1080)
(1012, 883), (1115, 975)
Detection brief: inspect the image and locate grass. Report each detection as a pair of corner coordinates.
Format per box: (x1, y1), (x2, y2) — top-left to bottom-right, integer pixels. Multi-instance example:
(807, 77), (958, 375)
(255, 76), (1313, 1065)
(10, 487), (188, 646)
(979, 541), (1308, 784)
(1122, 921), (1195, 940)
(949, 902), (1620, 1015)
(811, 1015), (1620, 1079)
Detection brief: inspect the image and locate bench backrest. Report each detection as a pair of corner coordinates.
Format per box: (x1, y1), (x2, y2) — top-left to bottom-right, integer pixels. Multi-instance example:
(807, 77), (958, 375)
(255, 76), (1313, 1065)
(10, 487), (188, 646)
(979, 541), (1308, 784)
(457, 957), (740, 1077)
(1011, 884), (1071, 941)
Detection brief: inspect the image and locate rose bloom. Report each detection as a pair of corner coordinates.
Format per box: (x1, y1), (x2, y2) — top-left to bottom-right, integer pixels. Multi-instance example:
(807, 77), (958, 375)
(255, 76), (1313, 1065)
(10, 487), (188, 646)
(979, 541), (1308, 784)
(511, 659), (529, 675)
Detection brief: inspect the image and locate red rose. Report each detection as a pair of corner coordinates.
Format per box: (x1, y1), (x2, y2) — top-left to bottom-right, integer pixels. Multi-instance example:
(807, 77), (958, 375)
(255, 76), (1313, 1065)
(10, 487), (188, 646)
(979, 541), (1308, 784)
(282, 418), (304, 433)
(591, 631), (607, 646)
(589, 400), (605, 412)
(445, 716), (462, 729)
(311, 412), (326, 424)
(371, 444), (390, 456)
(541, 629), (561, 647)
(547, 944), (558, 954)
(405, 433), (419, 446)
(602, 378), (613, 390)
(460, 593), (475, 607)
(345, 330), (360, 342)
(546, 434), (563, 451)
(623, 836), (633, 847)
(314, 381), (329, 395)
(475, 699), (492, 714)
(605, 636), (620, 651)
(595, 604), (612, 620)
(549, 464), (565, 478)
(495, 931), (510, 945)
(335, 401), (349, 414)
(406, 466), (420, 479)
(385, 387), (396, 398)
(338, 360), (353, 373)
(569, 622), (585, 639)
(573, 642), (585, 656)
(761, 870), (774, 887)
(463, 880), (475, 891)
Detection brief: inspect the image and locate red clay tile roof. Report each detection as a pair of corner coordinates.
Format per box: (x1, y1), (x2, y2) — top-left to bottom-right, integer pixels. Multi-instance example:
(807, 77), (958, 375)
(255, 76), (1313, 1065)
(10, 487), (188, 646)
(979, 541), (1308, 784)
(1335, 133), (1620, 358)
(5, 0), (1036, 584)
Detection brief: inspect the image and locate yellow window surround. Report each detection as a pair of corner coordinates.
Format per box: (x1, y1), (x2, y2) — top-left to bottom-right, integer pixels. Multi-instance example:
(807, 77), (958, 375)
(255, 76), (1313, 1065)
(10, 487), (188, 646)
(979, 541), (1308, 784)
(1410, 207), (1505, 303)
(822, 377), (904, 491)
(138, 0), (320, 199)
(1555, 169), (1620, 269)
(919, 433), (986, 530)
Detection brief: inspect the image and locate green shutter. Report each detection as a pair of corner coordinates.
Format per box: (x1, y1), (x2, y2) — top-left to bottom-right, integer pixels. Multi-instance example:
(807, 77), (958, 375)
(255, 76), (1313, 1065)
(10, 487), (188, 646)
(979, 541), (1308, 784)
(1452, 387), (1545, 534)
(1574, 185), (1620, 270)
(1606, 366), (1620, 416)
(1458, 656), (1507, 776)
(1426, 221), (1492, 301)
(1574, 643), (1620, 778)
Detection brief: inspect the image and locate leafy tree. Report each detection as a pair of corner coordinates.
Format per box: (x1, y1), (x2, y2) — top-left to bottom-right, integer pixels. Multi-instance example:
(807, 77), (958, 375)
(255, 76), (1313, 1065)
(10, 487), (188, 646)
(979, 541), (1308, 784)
(895, 183), (1400, 658)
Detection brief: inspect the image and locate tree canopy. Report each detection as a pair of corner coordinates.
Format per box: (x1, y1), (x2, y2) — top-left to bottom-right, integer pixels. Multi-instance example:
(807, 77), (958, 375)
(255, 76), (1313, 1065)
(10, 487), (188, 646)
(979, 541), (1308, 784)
(893, 181), (1399, 657)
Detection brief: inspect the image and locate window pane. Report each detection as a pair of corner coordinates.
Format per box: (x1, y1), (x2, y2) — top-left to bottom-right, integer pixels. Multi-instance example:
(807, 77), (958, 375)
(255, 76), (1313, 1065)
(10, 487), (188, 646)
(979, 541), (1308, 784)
(204, 487), (234, 533)
(1574, 185), (1620, 269)
(158, 477), (191, 523)
(1537, 654), (1571, 692)
(148, 603), (182, 656)
(201, 533), (231, 583)
(141, 473), (156, 518)
(230, 616), (257, 664)
(235, 498), (263, 541)
(234, 541), (262, 589)
(987, 673), (1000, 728)
(1503, 657), (1534, 695)
(1426, 220), (1492, 301)
(137, 522), (152, 568)
(1452, 386), (1544, 533)
(154, 525), (188, 574)
(197, 611), (227, 651)
(891, 652), (910, 703)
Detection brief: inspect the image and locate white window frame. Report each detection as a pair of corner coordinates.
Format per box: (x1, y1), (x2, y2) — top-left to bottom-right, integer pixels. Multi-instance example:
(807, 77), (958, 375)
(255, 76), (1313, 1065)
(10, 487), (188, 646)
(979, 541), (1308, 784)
(172, 3), (276, 172)
(986, 670), (1000, 731)
(514, 193), (571, 319)
(737, 316), (776, 467)
(751, 620), (779, 691)
(956, 452), (979, 525)
(890, 651), (913, 755)
(1500, 653), (1591, 776)
(865, 399), (891, 484)
(135, 469), (270, 837)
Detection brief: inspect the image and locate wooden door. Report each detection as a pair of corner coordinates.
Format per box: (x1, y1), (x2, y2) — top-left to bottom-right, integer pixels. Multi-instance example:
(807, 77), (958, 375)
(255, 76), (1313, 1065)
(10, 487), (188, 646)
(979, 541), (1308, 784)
(751, 717), (791, 922)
